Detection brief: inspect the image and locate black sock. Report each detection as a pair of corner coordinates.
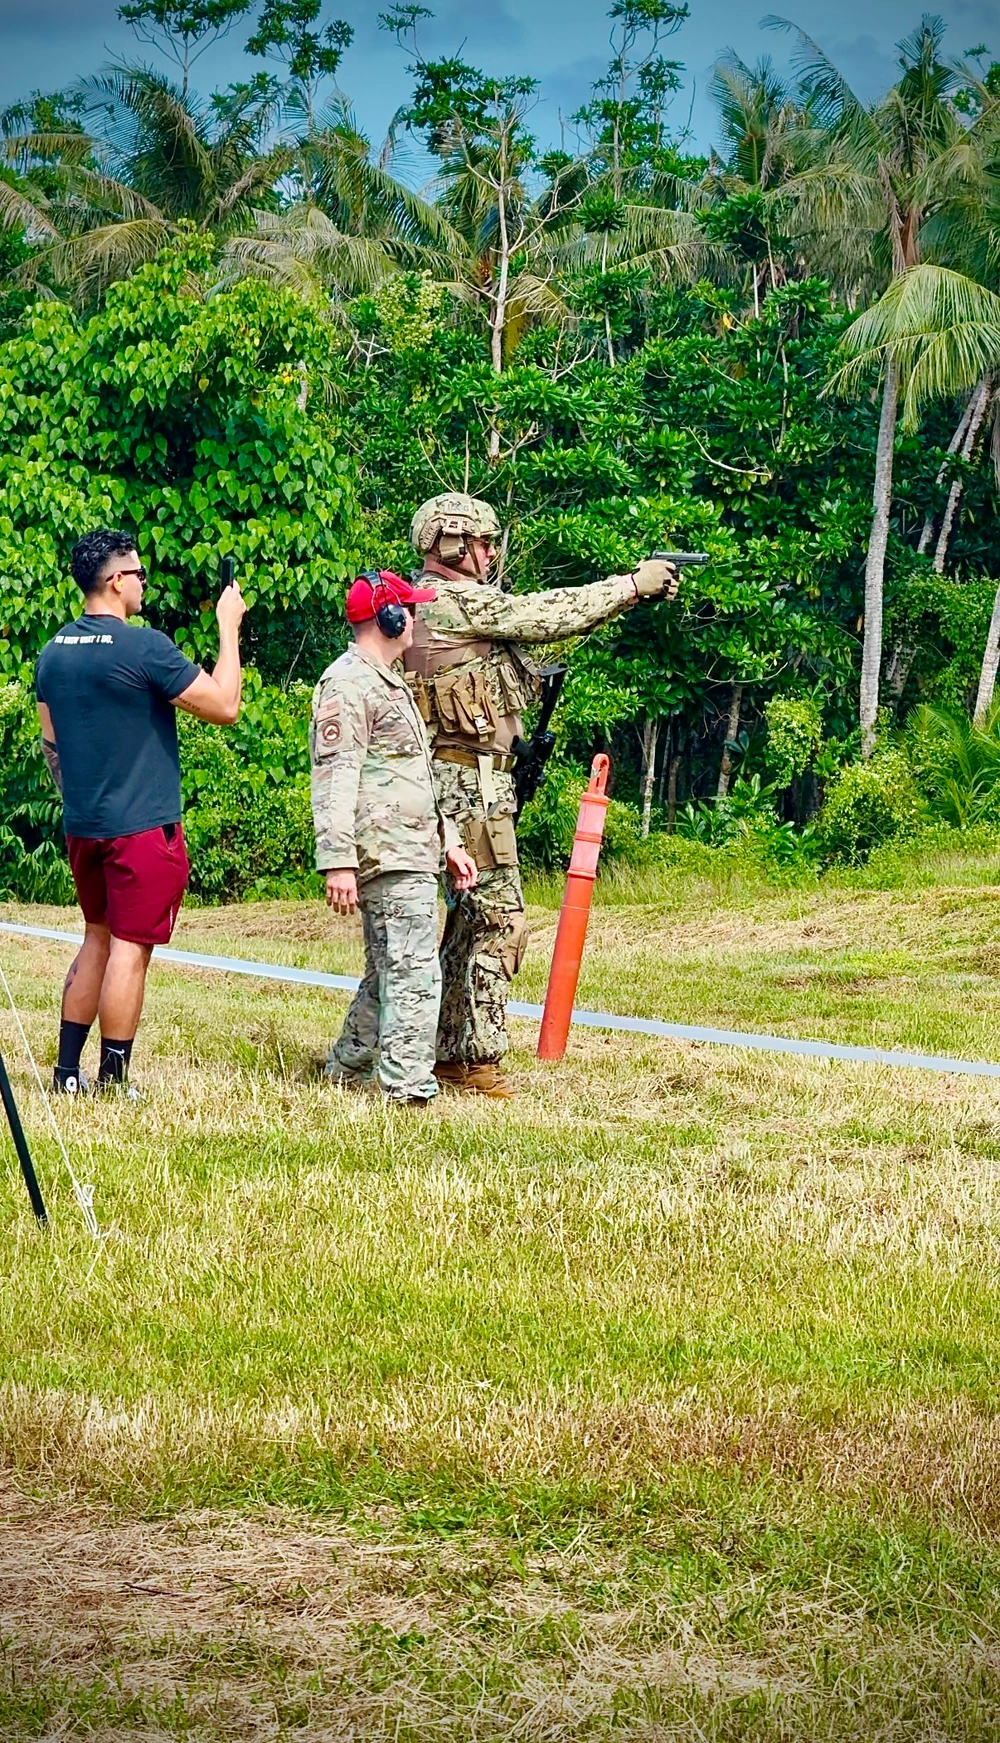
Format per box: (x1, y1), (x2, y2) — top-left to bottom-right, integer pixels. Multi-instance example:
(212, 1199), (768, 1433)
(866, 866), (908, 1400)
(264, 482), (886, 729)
(98, 1037), (134, 1085)
(57, 1019), (91, 1075)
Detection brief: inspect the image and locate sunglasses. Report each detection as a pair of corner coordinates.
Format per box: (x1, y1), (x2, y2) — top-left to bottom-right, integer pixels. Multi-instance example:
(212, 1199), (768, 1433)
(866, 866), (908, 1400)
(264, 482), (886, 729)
(112, 565), (147, 583)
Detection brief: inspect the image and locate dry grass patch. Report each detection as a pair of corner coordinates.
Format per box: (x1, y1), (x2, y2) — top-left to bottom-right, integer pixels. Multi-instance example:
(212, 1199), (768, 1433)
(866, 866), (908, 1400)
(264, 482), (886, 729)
(3, 1484), (999, 1741)
(4, 875), (1000, 1734)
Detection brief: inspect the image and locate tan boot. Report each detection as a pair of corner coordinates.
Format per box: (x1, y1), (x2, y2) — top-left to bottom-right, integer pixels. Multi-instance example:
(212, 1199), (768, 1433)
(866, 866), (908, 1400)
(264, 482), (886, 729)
(462, 1063), (515, 1099)
(434, 1062), (468, 1088)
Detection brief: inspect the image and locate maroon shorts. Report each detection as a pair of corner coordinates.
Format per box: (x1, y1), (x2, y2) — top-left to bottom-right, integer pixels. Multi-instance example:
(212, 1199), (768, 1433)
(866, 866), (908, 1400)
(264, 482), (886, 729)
(67, 823), (189, 947)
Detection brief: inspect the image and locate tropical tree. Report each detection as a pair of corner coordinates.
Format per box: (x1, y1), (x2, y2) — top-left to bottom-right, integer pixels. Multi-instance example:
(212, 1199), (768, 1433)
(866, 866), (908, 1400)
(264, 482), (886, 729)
(696, 53), (815, 313)
(246, 0), (354, 135)
(834, 264), (1000, 720)
(2, 67), (289, 302)
(117, 0), (253, 99)
(380, 13), (584, 404)
(572, 0), (691, 194)
(218, 101), (462, 300)
(772, 13), (997, 754)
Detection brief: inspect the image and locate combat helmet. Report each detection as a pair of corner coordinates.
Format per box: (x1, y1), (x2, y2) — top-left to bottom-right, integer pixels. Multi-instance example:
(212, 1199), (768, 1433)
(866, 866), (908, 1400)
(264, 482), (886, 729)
(410, 493), (501, 563)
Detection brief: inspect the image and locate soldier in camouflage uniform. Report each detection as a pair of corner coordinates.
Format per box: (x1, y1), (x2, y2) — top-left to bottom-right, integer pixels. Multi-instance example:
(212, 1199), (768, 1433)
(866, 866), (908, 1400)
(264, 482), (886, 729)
(311, 569), (477, 1105)
(404, 494), (679, 1098)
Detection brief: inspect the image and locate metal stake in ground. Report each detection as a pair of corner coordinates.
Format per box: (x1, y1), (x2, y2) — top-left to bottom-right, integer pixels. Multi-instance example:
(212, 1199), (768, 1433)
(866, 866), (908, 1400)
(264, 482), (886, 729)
(0, 1048), (47, 1224)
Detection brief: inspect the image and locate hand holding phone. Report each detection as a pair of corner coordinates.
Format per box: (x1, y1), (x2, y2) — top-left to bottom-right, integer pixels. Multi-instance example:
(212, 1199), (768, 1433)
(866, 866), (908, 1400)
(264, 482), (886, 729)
(216, 556), (247, 631)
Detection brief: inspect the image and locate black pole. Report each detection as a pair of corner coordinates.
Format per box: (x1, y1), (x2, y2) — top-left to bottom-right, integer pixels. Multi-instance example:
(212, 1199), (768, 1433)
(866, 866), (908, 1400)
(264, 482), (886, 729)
(0, 1048), (46, 1224)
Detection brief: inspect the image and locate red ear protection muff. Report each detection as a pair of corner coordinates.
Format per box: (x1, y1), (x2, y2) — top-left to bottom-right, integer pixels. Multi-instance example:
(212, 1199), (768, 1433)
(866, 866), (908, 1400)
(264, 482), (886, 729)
(360, 569), (409, 639)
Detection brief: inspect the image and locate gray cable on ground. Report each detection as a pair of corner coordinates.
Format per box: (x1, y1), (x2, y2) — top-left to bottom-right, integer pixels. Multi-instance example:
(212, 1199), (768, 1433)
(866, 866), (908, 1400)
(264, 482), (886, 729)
(3, 920), (999, 1081)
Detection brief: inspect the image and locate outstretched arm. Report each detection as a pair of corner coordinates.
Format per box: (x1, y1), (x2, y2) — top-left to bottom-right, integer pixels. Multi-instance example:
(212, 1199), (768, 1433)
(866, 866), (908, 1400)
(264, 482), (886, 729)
(442, 560), (676, 644)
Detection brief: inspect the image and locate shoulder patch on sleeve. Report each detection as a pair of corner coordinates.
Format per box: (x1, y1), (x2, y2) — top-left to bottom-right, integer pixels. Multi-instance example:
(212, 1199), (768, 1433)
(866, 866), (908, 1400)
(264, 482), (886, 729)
(316, 695), (344, 754)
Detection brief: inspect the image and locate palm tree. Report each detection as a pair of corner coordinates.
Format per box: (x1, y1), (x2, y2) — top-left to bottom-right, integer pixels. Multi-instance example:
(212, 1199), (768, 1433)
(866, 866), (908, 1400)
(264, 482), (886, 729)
(3, 67), (290, 303)
(219, 100), (464, 299)
(699, 52), (816, 311)
(709, 53), (808, 193)
(769, 13), (997, 755)
(834, 263), (1000, 718)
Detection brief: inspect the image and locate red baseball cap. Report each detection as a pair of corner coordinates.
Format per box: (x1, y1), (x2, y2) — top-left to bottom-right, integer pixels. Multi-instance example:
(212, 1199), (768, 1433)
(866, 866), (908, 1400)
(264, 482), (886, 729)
(345, 569), (437, 625)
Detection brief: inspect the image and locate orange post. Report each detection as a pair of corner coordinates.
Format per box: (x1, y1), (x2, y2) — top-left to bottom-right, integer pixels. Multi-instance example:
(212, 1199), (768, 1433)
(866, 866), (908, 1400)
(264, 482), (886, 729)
(537, 754), (611, 1061)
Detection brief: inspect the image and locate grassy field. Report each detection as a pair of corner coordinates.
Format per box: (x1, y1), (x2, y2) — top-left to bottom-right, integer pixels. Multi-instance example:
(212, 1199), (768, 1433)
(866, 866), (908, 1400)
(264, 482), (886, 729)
(4, 845), (1000, 1737)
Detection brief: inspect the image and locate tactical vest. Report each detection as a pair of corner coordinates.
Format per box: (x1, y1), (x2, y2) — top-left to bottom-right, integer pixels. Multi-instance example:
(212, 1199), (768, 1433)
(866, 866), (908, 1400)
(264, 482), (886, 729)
(405, 599), (540, 756)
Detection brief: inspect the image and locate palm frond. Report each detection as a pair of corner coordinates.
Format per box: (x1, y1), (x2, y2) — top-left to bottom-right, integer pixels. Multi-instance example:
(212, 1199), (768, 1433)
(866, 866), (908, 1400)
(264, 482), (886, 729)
(208, 146), (296, 226)
(830, 263), (1000, 424)
(28, 216), (176, 300)
(219, 204), (401, 298)
(762, 15), (872, 136)
(0, 179), (59, 240)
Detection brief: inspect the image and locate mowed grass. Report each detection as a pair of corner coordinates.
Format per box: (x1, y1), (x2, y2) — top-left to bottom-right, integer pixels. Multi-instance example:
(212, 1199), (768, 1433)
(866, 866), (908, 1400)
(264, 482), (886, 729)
(3, 850), (1000, 1736)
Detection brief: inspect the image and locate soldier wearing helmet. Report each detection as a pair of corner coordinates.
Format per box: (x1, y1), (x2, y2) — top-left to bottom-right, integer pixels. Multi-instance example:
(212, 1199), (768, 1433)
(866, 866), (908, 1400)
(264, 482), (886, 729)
(405, 491), (679, 1099)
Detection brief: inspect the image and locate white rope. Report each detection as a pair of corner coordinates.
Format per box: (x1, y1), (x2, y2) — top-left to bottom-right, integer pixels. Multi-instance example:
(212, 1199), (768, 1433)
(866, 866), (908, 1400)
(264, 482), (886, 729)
(0, 959), (100, 1239)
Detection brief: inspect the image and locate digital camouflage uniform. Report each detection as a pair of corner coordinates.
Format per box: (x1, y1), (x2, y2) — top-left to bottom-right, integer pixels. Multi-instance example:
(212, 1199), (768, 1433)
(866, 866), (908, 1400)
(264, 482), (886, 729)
(404, 538), (645, 1067)
(310, 644), (458, 1102)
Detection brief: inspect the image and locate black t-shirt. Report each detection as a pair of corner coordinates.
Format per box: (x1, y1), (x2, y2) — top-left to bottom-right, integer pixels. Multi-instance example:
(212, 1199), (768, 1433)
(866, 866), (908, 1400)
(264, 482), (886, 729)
(35, 614), (201, 840)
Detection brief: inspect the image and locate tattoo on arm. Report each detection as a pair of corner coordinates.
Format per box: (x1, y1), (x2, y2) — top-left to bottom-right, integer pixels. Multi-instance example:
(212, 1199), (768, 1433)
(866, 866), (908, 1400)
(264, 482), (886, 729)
(41, 738), (62, 794)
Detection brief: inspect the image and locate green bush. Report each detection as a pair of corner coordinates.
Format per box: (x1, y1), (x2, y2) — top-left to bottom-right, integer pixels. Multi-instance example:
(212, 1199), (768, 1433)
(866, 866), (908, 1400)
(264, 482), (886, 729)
(0, 672), (321, 905)
(0, 682), (74, 902)
(179, 674), (318, 901)
(764, 695), (824, 789)
(0, 238), (356, 683)
(904, 702), (1000, 829)
(817, 749), (923, 864)
(517, 756), (667, 870)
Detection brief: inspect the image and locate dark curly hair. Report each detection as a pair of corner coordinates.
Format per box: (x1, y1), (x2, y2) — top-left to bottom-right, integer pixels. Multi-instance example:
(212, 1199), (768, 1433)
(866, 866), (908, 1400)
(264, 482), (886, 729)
(70, 529), (138, 595)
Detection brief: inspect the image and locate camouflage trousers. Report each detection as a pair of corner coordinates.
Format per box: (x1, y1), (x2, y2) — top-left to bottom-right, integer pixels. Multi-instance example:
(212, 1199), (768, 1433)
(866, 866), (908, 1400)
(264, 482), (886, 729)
(326, 872), (441, 1102)
(437, 863), (528, 1066)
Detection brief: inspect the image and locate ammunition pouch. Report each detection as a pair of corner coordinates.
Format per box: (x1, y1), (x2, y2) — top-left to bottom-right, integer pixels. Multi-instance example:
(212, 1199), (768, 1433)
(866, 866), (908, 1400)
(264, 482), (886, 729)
(432, 667), (500, 743)
(495, 651), (540, 715)
(407, 652), (541, 747)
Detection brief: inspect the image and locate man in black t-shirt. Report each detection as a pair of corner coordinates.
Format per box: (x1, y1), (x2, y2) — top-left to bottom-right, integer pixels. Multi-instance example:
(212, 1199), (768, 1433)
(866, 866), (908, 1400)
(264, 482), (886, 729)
(35, 529), (248, 1095)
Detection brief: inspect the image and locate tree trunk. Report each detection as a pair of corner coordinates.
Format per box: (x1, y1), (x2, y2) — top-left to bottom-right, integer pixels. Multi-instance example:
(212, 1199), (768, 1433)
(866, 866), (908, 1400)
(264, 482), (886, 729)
(486, 144), (511, 463)
(657, 721), (671, 807)
(716, 684), (744, 800)
(666, 753), (681, 830)
(917, 385), (980, 554)
(601, 230), (615, 368)
(640, 714), (660, 838)
(860, 358), (899, 759)
(974, 580), (1000, 725)
(490, 162), (510, 376)
(884, 639), (917, 705)
(933, 375), (993, 573)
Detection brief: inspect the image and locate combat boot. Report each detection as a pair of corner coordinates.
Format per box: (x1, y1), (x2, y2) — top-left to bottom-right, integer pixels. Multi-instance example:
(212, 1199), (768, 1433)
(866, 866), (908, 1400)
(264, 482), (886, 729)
(434, 1062), (468, 1088)
(459, 1063), (516, 1099)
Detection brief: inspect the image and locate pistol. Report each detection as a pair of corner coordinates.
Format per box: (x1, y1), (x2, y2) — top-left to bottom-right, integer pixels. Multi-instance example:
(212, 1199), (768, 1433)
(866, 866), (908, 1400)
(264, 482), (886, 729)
(649, 551), (710, 567)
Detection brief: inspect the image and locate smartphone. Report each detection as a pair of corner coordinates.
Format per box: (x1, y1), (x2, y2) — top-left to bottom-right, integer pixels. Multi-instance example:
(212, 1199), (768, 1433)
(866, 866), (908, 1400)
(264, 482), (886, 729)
(220, 557), (236, 597)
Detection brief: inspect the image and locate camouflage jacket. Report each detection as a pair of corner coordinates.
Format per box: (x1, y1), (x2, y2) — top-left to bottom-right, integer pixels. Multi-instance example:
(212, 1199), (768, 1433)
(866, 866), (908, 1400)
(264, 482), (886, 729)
(405, 567), (639, 757)
(310, 645), (458, 881)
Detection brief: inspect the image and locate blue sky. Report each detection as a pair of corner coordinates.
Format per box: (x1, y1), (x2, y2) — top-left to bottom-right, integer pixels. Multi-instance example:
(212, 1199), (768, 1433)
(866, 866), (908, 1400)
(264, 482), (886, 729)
(0, 0), (996, 163)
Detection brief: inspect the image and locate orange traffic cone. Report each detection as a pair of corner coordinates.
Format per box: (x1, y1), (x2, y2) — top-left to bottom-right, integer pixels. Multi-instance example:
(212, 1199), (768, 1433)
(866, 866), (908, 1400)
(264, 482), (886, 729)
(537, 754), (611, 1062)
